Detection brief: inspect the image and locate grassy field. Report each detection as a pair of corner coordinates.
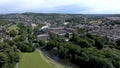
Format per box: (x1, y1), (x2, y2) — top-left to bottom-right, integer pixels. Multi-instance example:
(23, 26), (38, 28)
(8, 24), (19, 33)
(18, 50), (53, 68)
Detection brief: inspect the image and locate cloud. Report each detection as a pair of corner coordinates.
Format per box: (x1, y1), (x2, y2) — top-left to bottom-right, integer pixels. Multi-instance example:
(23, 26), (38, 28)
(0, 0), (120, 14)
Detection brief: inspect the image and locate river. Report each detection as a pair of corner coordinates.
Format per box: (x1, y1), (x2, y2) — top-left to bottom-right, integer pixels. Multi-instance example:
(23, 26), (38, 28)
(41, 49), (80, 68)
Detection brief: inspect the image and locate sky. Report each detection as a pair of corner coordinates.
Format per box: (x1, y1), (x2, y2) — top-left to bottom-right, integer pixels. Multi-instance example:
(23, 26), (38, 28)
(0, 0), (120, 14)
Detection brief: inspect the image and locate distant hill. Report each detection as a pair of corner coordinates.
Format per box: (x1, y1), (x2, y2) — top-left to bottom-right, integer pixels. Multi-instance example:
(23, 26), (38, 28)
(0, 12), (120, 25)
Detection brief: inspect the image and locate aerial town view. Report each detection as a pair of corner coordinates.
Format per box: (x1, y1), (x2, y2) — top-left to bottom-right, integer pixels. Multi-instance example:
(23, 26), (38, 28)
(0, 0), (120, 68)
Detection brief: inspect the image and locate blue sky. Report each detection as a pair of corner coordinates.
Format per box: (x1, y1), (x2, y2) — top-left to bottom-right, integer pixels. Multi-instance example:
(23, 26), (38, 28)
(0, 0), (120, 14)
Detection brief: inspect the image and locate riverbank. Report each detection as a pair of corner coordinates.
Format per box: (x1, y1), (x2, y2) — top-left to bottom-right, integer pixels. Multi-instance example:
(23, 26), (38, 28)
(37, 49), (69, 68)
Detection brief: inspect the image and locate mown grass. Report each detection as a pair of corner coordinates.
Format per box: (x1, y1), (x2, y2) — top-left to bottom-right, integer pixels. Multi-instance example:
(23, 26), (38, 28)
(18, 50), (53, 68)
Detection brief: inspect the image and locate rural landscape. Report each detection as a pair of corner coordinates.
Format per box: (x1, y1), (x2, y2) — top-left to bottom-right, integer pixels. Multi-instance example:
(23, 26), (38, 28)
(0, 0), (120, 68)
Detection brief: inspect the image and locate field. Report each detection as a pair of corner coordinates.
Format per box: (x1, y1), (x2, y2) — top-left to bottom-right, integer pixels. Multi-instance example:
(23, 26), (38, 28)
(18, 50), (53, 68)
(18, 49), (68, 68)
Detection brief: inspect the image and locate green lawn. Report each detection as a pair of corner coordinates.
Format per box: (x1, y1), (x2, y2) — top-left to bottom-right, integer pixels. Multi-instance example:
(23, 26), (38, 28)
(8, 24), (19, 33)
(18, 50), (53, 68)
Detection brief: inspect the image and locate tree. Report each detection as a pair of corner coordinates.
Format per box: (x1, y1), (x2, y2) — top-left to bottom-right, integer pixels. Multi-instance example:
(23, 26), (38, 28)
(88, 55), (114, 68)
(39, 40), (46, 47)
(78, 39), (92, 48)
(27, 27), (32, 34)
(65, 33), (70, 38)
(85, 38), (95, 46)
(95, 38), (104, 49)
(19, 34), (26, 41)
(46, 41), (56, 50)
(9, 30), (17, 37)
(86, 33), (95, 39)
(14, 52), (20, 62)
(116, 39), (120, 46)
(34, 24), (42, 31)
(70, 33), (80, 43)
(0, 52), (7, 68)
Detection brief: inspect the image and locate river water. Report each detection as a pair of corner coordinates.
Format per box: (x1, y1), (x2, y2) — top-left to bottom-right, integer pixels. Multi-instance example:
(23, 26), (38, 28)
(41, 49), (79, 68)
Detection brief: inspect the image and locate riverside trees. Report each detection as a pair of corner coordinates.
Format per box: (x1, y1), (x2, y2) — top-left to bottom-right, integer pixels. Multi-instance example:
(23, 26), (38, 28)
(45, 32), (120, 68)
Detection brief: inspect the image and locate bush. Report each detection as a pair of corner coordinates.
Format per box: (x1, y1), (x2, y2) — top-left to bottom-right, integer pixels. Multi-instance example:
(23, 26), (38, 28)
(39, 40), (46, 47)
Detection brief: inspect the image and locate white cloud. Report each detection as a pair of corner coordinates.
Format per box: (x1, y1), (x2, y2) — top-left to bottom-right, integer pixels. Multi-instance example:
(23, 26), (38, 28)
(77, 0), (120, 14)
(0, 0), (120, 14)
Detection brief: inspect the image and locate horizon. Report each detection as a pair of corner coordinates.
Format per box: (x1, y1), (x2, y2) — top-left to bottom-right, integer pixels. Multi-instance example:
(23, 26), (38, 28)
(0, 0), (120, 14)
(1, 12), (120, 15)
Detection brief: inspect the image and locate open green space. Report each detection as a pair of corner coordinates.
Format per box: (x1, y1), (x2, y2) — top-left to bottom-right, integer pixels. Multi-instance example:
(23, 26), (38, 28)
(18, 49), (53, 68)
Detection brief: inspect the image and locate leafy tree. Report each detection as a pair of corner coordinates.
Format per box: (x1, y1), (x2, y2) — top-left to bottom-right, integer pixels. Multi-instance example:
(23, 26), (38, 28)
(0, 52), (7, 68)
(88, 55), (114, 68)
(19, 34), (26, 41)
(46, 41), (56, 50)
(78, 39), (92, 48)
(65, 33), (70, 38)
(85, 38), (95, 46)
(86, 33), (95, 39)
(9, 30), (17, 37)
(27, 27), (32, 34)
(14, 52), (20, 62)
(116, 39), (120, 46)
(70, 33), (80, 43)
(95, 38), (104, 49)
(28, 34), (35, 41)
(39, 40), (46, 47)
